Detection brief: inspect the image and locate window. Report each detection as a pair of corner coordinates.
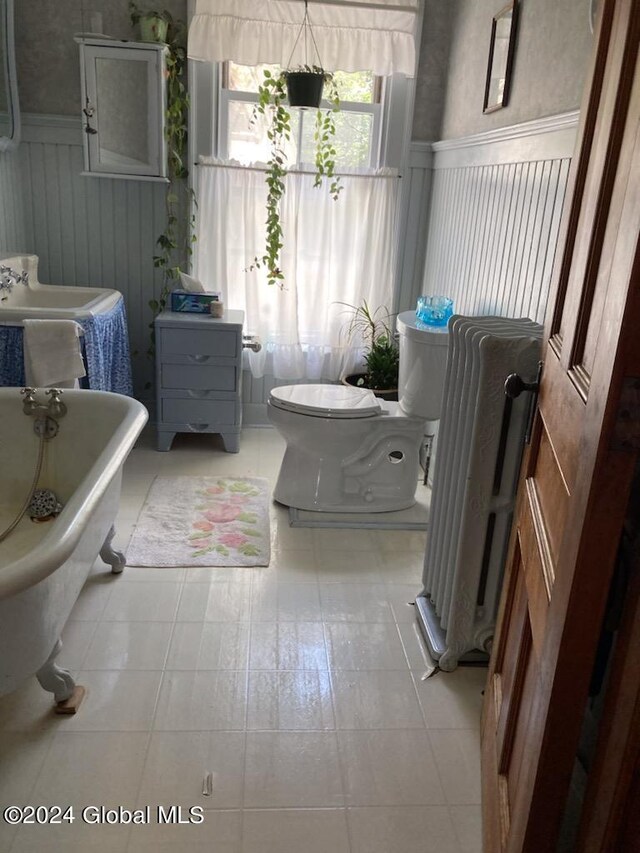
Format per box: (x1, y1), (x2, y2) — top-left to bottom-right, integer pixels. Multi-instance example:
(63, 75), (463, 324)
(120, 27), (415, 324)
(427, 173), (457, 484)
(190, 58), (416, 381)
(218, 62), (384, 169)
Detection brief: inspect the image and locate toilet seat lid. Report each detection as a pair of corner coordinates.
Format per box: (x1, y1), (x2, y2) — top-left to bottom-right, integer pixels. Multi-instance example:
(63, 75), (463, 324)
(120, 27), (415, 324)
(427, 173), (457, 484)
(269, 384), (383, 418)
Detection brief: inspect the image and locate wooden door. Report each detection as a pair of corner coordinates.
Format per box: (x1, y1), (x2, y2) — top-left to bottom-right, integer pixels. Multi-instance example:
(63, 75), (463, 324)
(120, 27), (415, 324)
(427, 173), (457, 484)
(481, 1), (640, 851)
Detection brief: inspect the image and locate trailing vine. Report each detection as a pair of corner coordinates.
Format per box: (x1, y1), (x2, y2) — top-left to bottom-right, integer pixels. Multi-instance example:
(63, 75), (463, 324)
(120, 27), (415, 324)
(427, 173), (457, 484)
(313, 75), (341, 200)
(248, 67), (341, 288)
(249, 70), (289, 288)
(129, 3), (196, 353)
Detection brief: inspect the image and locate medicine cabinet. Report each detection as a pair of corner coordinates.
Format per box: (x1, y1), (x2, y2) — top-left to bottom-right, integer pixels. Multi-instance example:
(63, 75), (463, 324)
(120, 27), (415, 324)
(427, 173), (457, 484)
(76, 37), (168, 181)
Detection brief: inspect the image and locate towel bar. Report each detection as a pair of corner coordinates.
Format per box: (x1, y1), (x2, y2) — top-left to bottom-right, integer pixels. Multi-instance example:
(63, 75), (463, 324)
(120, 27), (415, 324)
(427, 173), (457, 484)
(0, 320), (84, 335)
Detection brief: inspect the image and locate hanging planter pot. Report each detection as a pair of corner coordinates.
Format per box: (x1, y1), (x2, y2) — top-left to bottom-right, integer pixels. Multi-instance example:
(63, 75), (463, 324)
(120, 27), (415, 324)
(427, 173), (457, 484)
(285, 70), (325, 108)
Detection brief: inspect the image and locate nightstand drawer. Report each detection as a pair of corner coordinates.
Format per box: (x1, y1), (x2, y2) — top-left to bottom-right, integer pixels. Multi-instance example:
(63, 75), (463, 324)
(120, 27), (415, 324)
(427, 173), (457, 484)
(161, 398), (236, 425)
(159, 328), (237, 358)
(160, 363), (237, 392)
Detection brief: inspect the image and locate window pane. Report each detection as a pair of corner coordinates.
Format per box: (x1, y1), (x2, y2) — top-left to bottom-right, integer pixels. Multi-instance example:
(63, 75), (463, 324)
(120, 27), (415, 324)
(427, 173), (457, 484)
(227, 62), (282, 93)
(228, 101), (300, 165)
(299, 110), (374, 169)
(227, 63), (377, 105)
(332, 71), (376, 104)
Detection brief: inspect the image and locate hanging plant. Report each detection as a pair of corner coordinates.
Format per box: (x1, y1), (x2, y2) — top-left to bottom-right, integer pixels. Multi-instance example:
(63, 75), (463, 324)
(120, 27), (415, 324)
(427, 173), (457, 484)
(284, 68), (324, 107)
(248, 66), (340, 288)
(248, 0), (342, 288)
(129, 3), (197, 355)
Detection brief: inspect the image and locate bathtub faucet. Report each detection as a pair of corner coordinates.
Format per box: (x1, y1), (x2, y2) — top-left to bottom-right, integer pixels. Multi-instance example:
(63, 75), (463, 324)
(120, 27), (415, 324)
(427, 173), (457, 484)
(22, 388), (67, 420)
(0, 265), (29, 295)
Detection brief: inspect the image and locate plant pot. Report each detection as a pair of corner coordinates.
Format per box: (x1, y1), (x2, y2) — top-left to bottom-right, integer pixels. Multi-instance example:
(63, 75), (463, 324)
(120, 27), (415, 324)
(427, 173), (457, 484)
(285, 71), (325, 108)
(342, 373), (399, 402)
(138, 15), (168, 43)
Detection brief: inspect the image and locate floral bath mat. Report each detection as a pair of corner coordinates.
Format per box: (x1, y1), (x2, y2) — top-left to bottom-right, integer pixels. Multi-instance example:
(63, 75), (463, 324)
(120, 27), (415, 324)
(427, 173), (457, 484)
(126, 476), (271, 567)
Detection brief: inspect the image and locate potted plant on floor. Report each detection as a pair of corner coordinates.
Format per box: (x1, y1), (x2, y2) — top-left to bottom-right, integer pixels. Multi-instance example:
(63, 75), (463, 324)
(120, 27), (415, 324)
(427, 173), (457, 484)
(338, 301), (400, 401)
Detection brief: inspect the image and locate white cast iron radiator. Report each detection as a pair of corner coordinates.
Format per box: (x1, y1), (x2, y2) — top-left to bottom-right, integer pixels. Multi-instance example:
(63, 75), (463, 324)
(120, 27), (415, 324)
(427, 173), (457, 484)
(415, 316), (543, 671)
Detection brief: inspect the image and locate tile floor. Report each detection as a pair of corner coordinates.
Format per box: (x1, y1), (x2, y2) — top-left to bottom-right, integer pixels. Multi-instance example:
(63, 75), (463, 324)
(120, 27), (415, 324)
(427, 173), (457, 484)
(0, 428), (485, 853)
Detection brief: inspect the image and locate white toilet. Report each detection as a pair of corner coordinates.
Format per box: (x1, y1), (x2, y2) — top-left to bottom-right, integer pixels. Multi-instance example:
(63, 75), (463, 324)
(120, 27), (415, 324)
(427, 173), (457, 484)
(268, 310), (450, 513)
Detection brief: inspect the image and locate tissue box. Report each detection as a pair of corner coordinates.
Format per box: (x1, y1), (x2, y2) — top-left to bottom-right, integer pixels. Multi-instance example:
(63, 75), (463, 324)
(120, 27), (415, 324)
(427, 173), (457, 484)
(170, 290), (222, 314)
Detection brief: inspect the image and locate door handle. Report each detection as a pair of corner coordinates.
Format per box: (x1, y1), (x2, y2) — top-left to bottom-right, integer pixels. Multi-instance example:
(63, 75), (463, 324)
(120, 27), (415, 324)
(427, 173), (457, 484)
(504, 361), (543, 444)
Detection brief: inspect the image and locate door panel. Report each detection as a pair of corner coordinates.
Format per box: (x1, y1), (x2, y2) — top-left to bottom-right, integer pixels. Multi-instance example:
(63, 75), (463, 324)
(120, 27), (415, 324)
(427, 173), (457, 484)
(554, 0), (634, 354)
(535, 354), (584, 488)
(482, 1), (640, 850)
(519, 495), (550, 654)
(528, 422), (570, 569)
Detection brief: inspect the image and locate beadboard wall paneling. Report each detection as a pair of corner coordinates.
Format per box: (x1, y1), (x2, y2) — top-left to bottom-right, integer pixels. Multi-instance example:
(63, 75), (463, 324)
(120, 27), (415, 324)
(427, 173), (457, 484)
(11, 115), (433, 421)
(19, 115), (167, 398)
(395, 141), (433, 314)
(7, 112), (578, 423)
(421, 112), (579, 325)
(0, 150), (27, 255)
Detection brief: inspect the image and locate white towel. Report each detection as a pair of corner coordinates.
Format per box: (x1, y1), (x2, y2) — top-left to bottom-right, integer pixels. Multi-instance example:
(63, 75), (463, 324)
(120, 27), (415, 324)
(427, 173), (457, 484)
(23, 319), (86, 388)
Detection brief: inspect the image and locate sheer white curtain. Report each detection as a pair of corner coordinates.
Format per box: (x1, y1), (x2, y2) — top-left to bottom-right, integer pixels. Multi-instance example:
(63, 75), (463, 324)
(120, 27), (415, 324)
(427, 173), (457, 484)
(194, 159), (399, 379)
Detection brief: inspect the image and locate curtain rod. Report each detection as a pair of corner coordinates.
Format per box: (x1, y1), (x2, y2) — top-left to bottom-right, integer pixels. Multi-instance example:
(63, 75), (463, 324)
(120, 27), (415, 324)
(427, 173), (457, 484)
(287, 0), (418, 13)
(196, 161), (401, 180)
(193, 1), (419, 14)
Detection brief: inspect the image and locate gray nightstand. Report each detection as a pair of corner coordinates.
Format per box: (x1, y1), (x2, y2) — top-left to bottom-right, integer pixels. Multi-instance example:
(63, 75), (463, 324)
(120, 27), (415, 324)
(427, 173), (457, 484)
(155, 309), (246, 453)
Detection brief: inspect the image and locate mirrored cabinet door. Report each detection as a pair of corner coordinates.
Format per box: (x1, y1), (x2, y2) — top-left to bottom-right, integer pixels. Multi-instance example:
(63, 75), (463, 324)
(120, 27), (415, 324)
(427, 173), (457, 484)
(77, 38), (167, 181)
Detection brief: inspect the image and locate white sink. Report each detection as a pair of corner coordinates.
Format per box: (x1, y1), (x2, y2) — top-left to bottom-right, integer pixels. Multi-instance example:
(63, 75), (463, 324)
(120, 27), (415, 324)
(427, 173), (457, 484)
(0, 255), (121, 320)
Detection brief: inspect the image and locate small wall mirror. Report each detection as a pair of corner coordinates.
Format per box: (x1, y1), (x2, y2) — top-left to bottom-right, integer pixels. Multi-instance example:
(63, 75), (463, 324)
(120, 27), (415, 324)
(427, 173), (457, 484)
(0, 0), (20, 152)
(483, 1), (518, 114)
(76, 38), (167, 180)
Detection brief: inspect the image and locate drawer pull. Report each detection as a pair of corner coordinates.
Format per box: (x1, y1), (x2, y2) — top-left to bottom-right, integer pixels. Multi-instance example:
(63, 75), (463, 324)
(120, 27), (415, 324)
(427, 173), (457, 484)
(187, 390), (212, 398)
(187, 423), (209, 432)
(188, 354), (210, 363)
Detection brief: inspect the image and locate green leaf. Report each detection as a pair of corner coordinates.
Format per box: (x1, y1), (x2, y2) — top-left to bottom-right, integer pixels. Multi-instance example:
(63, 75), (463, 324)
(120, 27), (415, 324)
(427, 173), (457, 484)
(240, 527), (262, 537)
(191, 547), (214, 557)
(239, 544), (261, 556)
(214, 544), (230, 556)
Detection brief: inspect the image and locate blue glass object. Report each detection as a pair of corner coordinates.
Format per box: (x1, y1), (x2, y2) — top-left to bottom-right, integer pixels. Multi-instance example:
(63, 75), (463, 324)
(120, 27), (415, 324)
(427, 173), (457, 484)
(416, 295), (454, 327)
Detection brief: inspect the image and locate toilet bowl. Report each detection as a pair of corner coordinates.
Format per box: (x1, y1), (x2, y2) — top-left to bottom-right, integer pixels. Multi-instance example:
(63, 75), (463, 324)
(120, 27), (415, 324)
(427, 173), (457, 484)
(268, 384), (426, 512)
(268, 313), (450, 513)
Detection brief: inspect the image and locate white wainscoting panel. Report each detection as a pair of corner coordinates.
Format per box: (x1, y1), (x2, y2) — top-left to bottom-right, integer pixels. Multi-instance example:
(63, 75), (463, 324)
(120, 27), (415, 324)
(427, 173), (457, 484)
(17, 115), (167, 398)
(6, 116), (308, 419)
(395, 141), (433, 314)
(3, 112), (578, 422)
(0, 149), (27, 255)
(421, 112), (578, 325)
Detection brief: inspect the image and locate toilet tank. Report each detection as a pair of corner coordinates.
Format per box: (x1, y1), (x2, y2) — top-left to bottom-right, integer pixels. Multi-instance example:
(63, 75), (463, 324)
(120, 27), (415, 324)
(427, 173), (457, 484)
(397, 310), (450, 420)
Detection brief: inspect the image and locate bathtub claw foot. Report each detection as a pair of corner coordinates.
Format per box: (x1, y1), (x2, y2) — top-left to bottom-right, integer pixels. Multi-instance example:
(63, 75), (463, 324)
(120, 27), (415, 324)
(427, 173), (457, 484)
(36, 641), (79, 707)
(100, 525), (126, 574)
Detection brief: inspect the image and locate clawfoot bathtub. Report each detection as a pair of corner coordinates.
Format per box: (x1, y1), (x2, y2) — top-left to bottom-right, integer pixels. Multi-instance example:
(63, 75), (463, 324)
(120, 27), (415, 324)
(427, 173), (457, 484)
(0, 388), (147, 711)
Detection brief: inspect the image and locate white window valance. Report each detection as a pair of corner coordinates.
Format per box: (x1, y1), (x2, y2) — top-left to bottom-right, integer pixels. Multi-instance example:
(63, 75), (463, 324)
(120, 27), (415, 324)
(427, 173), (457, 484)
(188, 0), (420, 77)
